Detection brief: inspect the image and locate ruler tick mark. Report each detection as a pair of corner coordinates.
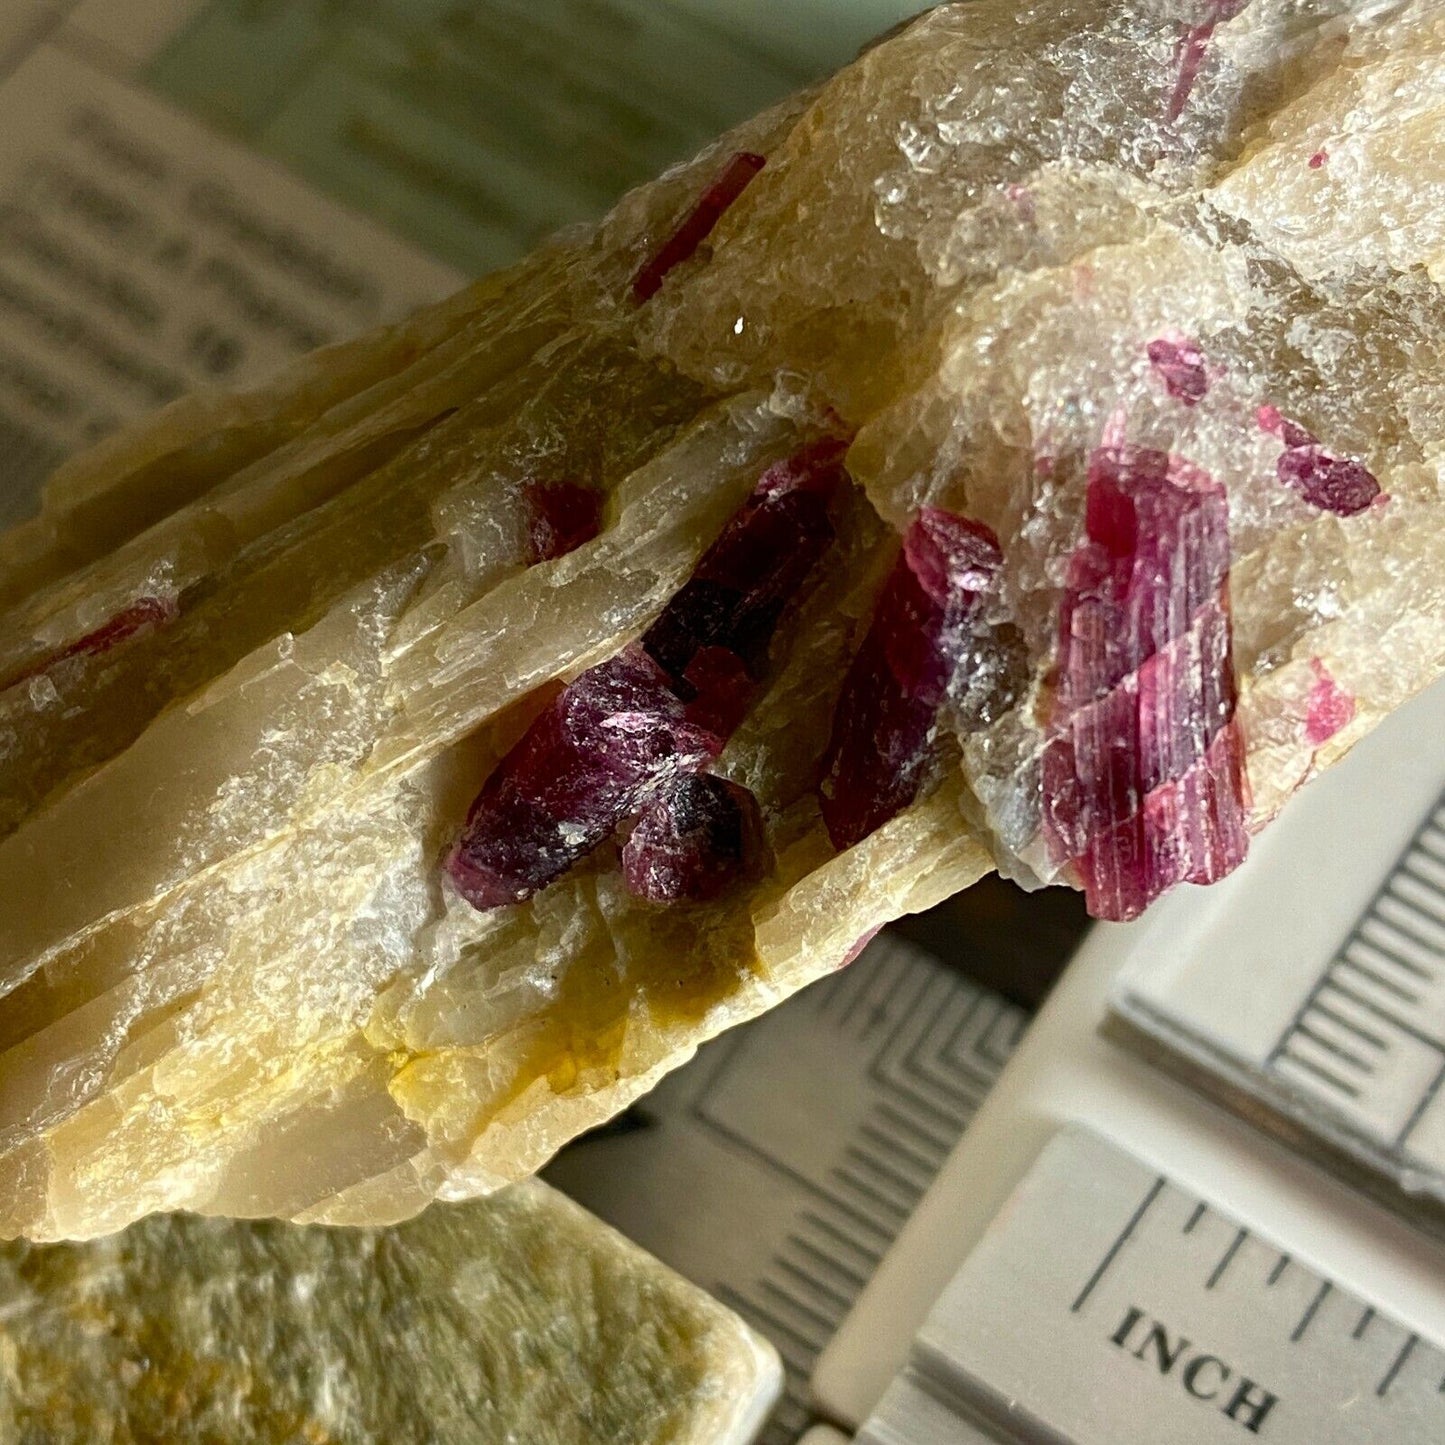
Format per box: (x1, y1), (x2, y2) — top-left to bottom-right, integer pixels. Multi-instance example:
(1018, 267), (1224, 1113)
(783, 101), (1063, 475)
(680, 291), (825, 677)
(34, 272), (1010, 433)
(758, 1277), (838, 1337)
(1071, 1176), (1165, 1314)
(1309, 999), (1388, 1052)
(1267, 1253), (1291, 1286)
(1353, 1306), (1375, 1340)
(831, 1166), (910, 1221)
(1207, 1227), (1248, 1289)
(784, 1235), (865, 1292)
(772, 1256), (852, 1313)
(1378, 1334), (1418, 1397)
(873, 1101), (953, 1156)
(798, 1209), (882, 1264)
(1292, 1280), (1332, 1342)
(1276, 1046), (1363, 1099)
(1294, 1021), (1377, 1075)
(1182, 1202), (1207, 1234)
(844, 1143), (928, 1200)
(1339, 951), (1423, 1006)
(859, 1120), (939, 1176)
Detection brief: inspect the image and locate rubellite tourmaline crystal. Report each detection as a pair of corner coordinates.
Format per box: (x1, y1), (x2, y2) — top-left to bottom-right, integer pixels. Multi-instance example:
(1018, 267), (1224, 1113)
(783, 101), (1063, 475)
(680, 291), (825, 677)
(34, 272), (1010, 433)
(1, 595), (176, 694)
(1258, 406), (1382, 517)
(3, 2), (1444, 1243)
(447, 440), (845, 909)
(641, 437), (847, 686)
(631, 151), (767, 304)
(819, 508), (1003, 850)
(1147, 336), (1210, 406)
(445, 647), (724, 909)
(522, 481), (605, 565)
(1043, 446), (1248, 921)
(622, 775), (764, 903)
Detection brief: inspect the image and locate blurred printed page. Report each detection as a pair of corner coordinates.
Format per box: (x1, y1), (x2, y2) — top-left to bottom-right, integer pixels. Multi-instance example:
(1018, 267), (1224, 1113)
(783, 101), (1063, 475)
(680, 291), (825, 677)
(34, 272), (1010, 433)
(0, 0), (922, 523)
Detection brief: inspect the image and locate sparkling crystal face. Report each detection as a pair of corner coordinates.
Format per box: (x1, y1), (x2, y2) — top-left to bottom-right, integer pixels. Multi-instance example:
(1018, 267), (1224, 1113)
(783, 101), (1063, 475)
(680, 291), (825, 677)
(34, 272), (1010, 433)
(1043, 445), (1248, 921)
(819, 507), (1003, 851)
(449, 440), (845, 909)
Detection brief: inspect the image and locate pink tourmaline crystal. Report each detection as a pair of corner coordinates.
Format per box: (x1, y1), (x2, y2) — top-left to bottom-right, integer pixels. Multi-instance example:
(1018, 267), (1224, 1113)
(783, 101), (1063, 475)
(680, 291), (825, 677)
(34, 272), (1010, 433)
(631, 151), (766, 303)
(1147, 336), (1209, 406)
(2, 596), (177, 695)
(448, 440), (846, 909)
(1167, 0), (1249, 121)
(819, 507), (1003, 850)
(1257, 405), (1381, 516)
(1042, 444), (1248, 921)
(1305, 658), (1355, 746)
(622, 774), (763, 903)
(522, 481), (604, 564)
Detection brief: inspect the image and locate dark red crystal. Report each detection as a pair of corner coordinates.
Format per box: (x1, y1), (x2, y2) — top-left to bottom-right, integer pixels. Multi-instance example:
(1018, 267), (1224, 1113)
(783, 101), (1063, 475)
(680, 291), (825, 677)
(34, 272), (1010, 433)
(447, 647), (726, 909)
(1043, 443), (1248, 921)
(2, 595), (177, 695)
(523, 481), (603, 564)
(819, 508), (1003, 851)
(632, 151), (766, 304)
(643, 437), (846, 686)
(448, 439), (847, 910)
(1257, 406), (1381, 516)
(1147, 336), (1209, 406)
(622, 774), (763, 903)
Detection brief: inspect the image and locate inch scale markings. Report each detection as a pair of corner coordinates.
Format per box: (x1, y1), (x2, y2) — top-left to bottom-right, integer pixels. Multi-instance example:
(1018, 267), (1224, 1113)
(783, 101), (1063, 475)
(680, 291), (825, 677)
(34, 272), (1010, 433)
(1110, 681), (1445, 1234)
(1266, 791), (1445, 1143)
(546, 935), (1026, 1445)
(860, 1128), (1445, 1444)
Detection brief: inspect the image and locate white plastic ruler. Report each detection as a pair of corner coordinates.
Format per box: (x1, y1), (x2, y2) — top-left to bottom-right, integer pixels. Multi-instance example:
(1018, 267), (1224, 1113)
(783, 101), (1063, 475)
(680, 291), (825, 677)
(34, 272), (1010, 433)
(813, 681), (1445, 1445)
(1112, 680), (1445, 1229)
(863, 1128), (1443, 1442)
(546, 934), (1028, 1445)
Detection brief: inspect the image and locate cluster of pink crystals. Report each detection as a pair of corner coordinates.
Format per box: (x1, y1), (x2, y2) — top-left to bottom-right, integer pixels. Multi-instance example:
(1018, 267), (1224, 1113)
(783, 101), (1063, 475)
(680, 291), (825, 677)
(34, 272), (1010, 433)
(819, 508), (1003, 850)
(1043, 445), (1249, 921)
(447, 440), (847, 909)
(1, 596), (178, 696)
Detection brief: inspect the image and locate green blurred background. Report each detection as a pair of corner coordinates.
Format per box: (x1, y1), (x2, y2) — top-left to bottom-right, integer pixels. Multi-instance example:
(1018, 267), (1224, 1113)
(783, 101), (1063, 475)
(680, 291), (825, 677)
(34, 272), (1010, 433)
(149, 0), (930, 276)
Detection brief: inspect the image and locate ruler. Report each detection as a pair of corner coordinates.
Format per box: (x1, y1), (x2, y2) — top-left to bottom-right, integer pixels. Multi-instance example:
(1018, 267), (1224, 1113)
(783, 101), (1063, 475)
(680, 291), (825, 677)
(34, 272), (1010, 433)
(545, 934), (1028, 1445)
(860, 1127), (1445, 1444)
(1111, 679), (1445, 1231)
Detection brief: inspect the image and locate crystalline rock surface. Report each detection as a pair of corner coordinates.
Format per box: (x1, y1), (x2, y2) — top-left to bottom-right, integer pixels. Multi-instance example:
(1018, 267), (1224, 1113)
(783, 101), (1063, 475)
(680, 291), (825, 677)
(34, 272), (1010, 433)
(0, 0), (1442, 1240)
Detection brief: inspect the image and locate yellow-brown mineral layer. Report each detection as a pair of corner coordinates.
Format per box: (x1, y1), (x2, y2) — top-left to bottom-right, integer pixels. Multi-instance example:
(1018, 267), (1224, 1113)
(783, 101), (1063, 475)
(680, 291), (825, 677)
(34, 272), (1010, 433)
(0, 1180), (780, 1444)
(1, 1), (1442, 1240)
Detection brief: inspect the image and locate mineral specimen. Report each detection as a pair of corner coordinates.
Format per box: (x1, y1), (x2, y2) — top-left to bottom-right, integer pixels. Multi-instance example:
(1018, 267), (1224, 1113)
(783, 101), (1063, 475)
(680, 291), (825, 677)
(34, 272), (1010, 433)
(2, 0), (1444, 1241)
(0, 1181), (780, 1444)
